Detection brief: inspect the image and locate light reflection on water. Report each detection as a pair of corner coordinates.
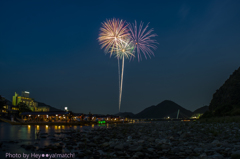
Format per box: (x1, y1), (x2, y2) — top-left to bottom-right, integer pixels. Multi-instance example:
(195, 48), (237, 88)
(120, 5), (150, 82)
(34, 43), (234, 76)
(0, 121), (108, 158)
(0, 122), (108, 141)
(46, 125), (48, 133)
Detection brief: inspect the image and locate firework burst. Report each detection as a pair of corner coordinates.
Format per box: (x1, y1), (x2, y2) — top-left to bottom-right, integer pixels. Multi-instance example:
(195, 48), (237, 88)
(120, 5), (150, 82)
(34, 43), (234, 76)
(128, 21), (158, 61)
(98, 18), (129, 57)
(112, 38), (135, 59)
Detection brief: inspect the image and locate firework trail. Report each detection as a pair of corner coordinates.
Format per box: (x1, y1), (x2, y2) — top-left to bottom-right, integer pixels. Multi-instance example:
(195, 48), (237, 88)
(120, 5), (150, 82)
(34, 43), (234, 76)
(112, 38), (135, 111)
(118, 58), (120, 104)
(120, 56), (124, 112)
(128, 21), (158, 61)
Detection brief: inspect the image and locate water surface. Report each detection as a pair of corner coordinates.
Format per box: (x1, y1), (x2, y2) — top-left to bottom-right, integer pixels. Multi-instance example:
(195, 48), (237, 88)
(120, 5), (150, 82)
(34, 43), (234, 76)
(0, 122), (107, 159)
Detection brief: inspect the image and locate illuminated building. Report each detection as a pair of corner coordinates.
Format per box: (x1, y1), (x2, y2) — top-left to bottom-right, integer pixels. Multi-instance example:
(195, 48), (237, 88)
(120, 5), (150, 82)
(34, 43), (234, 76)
(11, 91), (50, 112)
(12, 91), (38, 111)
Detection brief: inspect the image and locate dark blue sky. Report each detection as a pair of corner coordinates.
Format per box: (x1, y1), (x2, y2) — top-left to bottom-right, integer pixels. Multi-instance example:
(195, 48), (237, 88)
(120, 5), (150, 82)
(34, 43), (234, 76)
(1, 0), (240, 114)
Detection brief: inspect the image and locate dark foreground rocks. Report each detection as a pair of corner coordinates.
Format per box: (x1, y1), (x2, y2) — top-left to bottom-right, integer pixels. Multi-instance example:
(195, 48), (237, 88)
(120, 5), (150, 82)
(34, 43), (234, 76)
(2, 121), (240, 159)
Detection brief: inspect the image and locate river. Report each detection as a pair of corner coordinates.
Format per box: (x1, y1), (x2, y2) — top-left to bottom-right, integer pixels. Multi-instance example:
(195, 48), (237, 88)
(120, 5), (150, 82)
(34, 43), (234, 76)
(0, 121), (108, 159)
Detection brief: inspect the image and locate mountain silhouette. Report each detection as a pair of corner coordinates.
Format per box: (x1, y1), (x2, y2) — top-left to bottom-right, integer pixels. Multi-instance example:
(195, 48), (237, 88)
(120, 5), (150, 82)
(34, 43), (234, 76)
(134, 100), (192, 119)
(206, 67), (240, 116)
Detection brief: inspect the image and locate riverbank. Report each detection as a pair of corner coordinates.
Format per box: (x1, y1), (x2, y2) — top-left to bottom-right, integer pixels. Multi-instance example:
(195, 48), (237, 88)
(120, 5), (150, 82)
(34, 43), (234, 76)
(1, 121), (240, 158)
(0, 117), (128, 125)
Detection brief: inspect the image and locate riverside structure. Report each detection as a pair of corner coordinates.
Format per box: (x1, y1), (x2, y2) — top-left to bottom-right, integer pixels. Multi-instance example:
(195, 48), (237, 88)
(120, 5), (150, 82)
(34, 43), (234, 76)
(1, 111), (128, 125)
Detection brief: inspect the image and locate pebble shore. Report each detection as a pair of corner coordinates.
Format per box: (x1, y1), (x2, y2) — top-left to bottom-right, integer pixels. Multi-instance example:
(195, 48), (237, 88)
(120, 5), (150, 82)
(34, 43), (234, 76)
(1, 121), (240, 159)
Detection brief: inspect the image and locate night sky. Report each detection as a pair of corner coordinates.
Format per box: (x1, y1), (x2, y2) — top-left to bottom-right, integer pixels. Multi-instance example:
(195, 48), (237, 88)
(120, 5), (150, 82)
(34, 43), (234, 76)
(1, 0), (240, 115)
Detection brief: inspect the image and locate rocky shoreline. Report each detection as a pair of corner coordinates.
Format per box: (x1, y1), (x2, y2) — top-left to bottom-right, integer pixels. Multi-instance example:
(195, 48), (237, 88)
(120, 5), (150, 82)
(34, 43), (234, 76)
(1, 121), (240, 159)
